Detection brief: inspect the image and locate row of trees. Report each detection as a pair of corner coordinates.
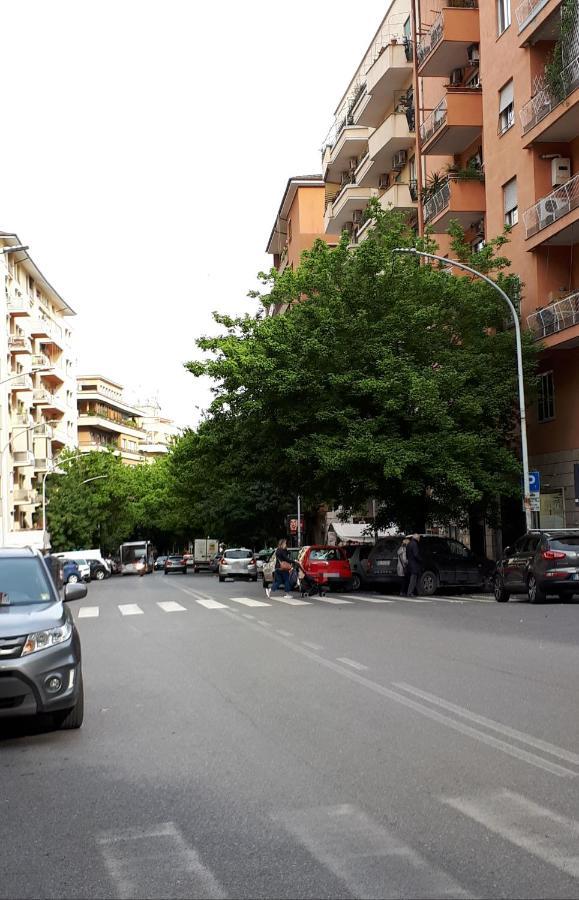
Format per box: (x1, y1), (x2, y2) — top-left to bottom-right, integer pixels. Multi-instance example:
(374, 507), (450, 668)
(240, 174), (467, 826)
(47, 208), (537, 553)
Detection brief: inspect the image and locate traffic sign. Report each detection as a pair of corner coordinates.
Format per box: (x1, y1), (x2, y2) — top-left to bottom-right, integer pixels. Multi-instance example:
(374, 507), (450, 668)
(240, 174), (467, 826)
(530, 494), (541, 512)
(528, 470), (541, 492)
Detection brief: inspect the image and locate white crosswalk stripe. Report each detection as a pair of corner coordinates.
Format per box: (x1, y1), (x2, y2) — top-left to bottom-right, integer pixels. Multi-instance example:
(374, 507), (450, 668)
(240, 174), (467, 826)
(272, 595), (311, 606)
(118, 604), (144, 616)
(340, 595), (395, 603)
(230, 597), (271, 608)
(78, 606), (99, 618)
(317, 595), (353, 605)
(193, 596), (229, 609)
(157, 601), (187, 613)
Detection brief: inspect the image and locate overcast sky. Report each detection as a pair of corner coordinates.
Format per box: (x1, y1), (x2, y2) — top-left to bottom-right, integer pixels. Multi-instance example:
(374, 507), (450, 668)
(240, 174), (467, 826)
(1, 0), (388, 426)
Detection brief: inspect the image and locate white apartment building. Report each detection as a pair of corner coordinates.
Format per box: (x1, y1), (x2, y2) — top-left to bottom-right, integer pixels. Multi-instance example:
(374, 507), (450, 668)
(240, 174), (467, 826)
(0, 232), (77, 549)
(137, 400), (180, 461)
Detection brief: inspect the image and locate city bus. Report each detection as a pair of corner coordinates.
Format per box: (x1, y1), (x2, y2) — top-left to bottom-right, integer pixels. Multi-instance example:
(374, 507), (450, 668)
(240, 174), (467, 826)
(119, 540), (154, 576)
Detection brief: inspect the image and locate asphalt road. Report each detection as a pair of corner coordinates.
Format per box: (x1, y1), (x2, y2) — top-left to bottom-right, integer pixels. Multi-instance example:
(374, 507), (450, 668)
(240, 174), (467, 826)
(2, 572), (579, 899)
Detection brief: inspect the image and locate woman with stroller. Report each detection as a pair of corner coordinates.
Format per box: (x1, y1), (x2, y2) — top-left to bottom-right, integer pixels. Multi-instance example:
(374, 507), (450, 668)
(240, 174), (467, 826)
(265, 539), (295, 599)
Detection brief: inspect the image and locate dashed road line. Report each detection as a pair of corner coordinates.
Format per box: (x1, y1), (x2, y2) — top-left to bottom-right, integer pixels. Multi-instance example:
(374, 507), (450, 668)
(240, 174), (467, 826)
(302, 641), (324, 651)
(230, 597), (271, 608)
(337, 657), (369, 671)
(277, 629), (294, 638)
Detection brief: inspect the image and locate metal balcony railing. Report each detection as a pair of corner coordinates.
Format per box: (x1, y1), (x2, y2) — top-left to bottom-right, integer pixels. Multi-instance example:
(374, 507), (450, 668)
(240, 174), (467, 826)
(13, 451), (35, 467)
(420, 98), (447, 144)
(8, 335), (31, 352)
(520, 55), (579, 133)
(516, 0), (551, 31)
(417, 1), (478, 67)
(32, 353), (51, 370)
(423, 179), (451, 222)
(527, 291), (579, 338)
(523, 172), (579, 238)
(10, 374), (33, 390)
(33, 388), (52, 405)
(13, 488), (39, 505)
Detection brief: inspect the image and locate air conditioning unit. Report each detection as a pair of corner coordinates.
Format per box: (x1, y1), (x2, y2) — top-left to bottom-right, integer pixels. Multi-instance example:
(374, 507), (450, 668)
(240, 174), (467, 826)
(538, 196), (568, 228)
(467, 44), (480, 64)
(392, 150), (407, 170)
(352, 210), (364, 225)
(450, 68), (464, 86)
(551, 157), (571, 187)
(349, 157), (358, 172)
(378, 173), (390, 190)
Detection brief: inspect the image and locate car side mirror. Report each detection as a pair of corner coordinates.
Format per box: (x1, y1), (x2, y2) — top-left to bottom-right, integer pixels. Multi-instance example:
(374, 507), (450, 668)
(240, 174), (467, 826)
(64, 582), (88, 602)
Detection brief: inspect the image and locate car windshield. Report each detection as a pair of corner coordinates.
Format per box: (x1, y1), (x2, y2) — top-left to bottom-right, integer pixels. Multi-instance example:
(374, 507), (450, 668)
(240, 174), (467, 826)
(372, 540), (400, 558)
(549, 536), (579, 550)
(0, 558), (54, 606)
(225, 550), (252, 559)
(168, 555), (183, 561)
(309, 548), (343, 561)
(75, 559), (87, 566)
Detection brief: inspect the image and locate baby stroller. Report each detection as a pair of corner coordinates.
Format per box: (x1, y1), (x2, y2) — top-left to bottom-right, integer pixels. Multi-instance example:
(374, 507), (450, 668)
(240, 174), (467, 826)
(298, 570), (326, 598)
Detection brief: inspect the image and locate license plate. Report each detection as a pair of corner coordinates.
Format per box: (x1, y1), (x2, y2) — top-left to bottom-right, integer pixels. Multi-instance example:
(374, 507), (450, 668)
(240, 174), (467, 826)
(572, 573), (579, 581)
(326, 573), (339, 578)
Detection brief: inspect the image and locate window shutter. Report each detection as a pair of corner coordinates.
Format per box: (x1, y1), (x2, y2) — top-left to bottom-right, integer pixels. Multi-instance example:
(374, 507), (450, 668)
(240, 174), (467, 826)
(499, 80), (514, 112)
(503, 178), (517, 212)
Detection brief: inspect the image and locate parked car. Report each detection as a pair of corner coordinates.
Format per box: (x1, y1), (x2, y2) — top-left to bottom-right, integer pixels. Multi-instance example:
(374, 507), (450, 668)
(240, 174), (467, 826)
(209, 552), (221, 574)
(494, 529), (579, 603)
(342, 544), (373, 591)
(255, 548), (274, 577)
(219, 549), (257, 582)
(365, 535), (494, 596)
(62, 560), (83, 585)
(298, 545), (353, 592)
(88, 559), (109, 581)
(164, 554), (187, 575)
(154, 555), (167, 571)
(0, 547), (87, 729)
(262, 548), (302, 588)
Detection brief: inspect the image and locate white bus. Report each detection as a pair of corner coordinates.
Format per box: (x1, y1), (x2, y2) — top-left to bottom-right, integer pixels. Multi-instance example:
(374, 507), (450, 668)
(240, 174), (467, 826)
(120, 540), (153, 575)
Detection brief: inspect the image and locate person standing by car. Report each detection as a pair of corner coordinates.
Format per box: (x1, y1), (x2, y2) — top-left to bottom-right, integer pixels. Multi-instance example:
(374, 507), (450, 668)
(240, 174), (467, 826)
(406, 534), (422, 597)
(265, 538), (294, 599)
(397, 536), (410, 596)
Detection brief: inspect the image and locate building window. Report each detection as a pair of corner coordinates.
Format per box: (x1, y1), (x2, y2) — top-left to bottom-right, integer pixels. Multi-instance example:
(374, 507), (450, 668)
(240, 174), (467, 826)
(503, 177), (518, 226)
(497, 0), (511, 34)
(498, 80), (514, 135)
(538, 371), (555, 422)
(287, 218), (292, 244)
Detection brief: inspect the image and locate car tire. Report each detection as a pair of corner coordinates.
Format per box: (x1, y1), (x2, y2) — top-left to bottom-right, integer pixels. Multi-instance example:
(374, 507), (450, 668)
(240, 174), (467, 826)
(67, 574), (79, 584)
(419, 570), (438, 596)
(350, 573), (362, 592)
(219, 576), (225, 583)
(494, 575), (510, 602)
(95, 569), (106, 581)
(53, 676), (84, 730)
(528, 574), (546, 604)
(250, 576), (257, 582)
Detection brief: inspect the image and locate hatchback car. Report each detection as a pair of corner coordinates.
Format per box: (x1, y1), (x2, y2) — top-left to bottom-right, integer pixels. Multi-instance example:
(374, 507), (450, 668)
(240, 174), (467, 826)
(342, 544), (373, 591)
(494, 529), (579, 603)
(0, 548), (87, 729)
(366, 535), (493, 595)
(154, 555), (167, 571)
(262, 548), (302, 588)
(219, 549), (257, 582)
(62, 560), (83, 585)
(164, 554), (187, 575)
(298, 545), (353, 592)
(88, 559), (109, 581)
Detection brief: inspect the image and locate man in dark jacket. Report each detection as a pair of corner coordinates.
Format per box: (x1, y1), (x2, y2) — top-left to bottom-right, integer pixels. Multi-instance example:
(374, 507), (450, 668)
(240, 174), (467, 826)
(406, 534), (422, 597)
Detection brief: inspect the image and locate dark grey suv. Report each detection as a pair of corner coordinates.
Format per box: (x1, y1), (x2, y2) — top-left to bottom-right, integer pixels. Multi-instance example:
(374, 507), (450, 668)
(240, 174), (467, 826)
(494, 530), (579, 603)
(0, 548), (87, 728)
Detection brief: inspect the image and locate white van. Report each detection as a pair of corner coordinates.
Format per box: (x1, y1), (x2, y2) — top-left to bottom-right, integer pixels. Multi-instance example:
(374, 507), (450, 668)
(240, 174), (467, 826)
(55, 549), (110, 580)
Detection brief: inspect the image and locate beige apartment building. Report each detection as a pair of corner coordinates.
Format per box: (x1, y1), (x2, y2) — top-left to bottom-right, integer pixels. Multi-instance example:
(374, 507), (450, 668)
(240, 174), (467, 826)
(0, 232), (77, 549)
(138, 400), (179, 460)
(77, 375), (146, 466)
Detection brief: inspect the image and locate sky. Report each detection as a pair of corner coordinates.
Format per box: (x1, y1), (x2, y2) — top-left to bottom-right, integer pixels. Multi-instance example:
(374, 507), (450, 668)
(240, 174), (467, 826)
(0, 0), (388, 427)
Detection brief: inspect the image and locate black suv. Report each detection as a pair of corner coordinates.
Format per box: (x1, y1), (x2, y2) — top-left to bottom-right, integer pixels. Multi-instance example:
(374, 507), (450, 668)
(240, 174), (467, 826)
(494, 529), (579, 603)
(366, 535), (494, 595)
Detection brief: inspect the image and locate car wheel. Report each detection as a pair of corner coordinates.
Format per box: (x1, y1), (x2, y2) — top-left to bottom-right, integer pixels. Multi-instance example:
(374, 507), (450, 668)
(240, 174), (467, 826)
(53, 676), (84, 730)
(219, 576), (225, 583)
(67, 574), (79, 584)
(528, 574), (546, 604)
(494, 575), (510, 602)
(419, 570), (438, 596)
(350, 573), (362, 592)
(250, 576), (257, 582)
(95, 569), (106, 581)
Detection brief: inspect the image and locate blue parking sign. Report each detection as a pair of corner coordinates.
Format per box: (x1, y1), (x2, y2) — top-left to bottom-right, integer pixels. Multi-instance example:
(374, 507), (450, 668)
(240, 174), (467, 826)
(528, 471), (541, 492)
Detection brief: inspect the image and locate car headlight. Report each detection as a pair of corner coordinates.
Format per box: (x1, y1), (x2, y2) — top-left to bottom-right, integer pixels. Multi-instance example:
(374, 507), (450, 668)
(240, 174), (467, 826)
(22, 621), (72, 656)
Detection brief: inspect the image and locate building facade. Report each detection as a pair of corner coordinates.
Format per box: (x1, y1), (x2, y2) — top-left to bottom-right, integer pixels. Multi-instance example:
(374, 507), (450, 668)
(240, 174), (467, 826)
(77, 375), (146, 466)
(137, 400), (180, 460)
(0, 233), (77, 549)
(266, 175), (331, 272)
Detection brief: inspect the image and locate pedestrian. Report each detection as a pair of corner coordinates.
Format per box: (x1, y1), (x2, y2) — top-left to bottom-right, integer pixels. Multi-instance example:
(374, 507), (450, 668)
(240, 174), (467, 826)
(406, 533), (422, 597)
(265, 538), (294, 599)
(396, 536), (410, 596)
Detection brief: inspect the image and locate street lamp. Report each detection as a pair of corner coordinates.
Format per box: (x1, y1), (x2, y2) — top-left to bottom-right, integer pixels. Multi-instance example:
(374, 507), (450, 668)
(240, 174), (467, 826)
(391, 247), (532, 529)
(1, 245), (28, 256)
(80, 475), (109, 486)
(0, 366), (54, 387)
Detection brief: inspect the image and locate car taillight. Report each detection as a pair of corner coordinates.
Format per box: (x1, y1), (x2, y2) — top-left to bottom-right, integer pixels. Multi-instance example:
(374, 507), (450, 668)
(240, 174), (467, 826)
(251, 559), (256, 565)
(542, 550), (567, 560)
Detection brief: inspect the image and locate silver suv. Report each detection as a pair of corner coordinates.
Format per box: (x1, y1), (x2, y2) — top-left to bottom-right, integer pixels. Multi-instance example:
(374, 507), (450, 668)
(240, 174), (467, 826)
(494, 530), (579, 603)
(0, 548), (87, 729)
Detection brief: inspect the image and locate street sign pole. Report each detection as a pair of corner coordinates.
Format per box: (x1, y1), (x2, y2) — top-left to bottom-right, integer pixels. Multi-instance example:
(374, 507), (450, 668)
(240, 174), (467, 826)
(297, 495), (301, 546)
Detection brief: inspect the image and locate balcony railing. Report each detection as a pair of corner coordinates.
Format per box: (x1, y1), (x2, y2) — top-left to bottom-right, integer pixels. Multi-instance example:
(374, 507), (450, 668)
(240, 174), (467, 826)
(10, 374), (33, 390)
(520, 55), (579, 133)
(527, 291), (579, 339)
(13, 451), (35, 468)
(523, 173), (579, 238)
(32, 353), (51, 370)
(33, 388), (52, 405)
(420, 98), (447, 144)
(8, 335), (31, 352)
(423, 179), (452, 222)
(516, 0), (551, 31)
(417, 0), (479, 68)
(13, 488), (39, 505)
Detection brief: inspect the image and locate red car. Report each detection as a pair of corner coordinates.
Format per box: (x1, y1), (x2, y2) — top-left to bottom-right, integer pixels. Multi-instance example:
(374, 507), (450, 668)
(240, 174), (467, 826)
(298, 545), (353, 591)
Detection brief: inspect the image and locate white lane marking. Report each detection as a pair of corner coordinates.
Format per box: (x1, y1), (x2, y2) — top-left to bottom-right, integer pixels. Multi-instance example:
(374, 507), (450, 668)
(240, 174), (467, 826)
(273, 595), (311, 606)
(400, 596), (430, 603)
(257, 620), (272, 628)
(242, 613), (255, 620)
(433, 597), (465, 604)
(302, 641), (324, 651)
(229, 618), (576, 778)
(118, 604), (144, 616)
(443, 791), (579, 880)
(274, 804), (470, 900)
(393, 682), (579, 767)
(337, 657), (368, 671)
(317, 596), (353, 605)
(78, 607), (99, 618)
(277, 629), (294, 638)
(342, 595), (395, 603)
(157, 601), (187, 613)
(194, 596), (229, 609)
(97, 821), (226, 900)
(230, 596), (271, 608)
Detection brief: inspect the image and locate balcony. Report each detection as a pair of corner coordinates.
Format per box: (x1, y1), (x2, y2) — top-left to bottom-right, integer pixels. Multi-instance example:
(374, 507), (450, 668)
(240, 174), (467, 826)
(6, 284), (33, 316)
(523, 173), (579, 248)
(29, 317), (64, 347)
(520, 55), (579, 145)
(33, 388), (52, 406)
(50, 427), (69, 447)
(13, 450), (35, 468)
(33, 388), (67, 416)
(516, 0), (562, 45)
(420, 88), (482, 155)
(417, 2), (480, 78)
(10, 373), (33, 392)
(32, 353), (51, 371)
(11, 412), (32, 428)
(356, 113), (415, 188)
(353, 43), (413, 128)
(13, 488), (39, 507)
(423, 175), (486, 231)
(324, 186), (380, 234)
(322, 125), (373, 184)
(8, 335), (32, 354)
(32, 423), (54, 439)
(34, 457), (51, 473)
(379, 182), (418, 214)
(527, 291), (579, 348)
(78, 414), (144, 440)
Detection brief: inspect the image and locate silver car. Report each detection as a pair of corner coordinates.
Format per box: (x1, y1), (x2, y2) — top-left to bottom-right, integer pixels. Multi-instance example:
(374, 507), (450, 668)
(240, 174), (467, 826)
(218, 549), (257, 583)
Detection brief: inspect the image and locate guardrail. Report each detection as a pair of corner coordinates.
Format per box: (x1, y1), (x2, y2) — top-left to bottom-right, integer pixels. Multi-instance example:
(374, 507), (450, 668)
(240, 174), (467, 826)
(523, 172), (579, 238)
(527, 291), (579, 338)
(520, 55), (579, 133)
(423, 179), (451, 222)
(420, 98), (447, 144)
